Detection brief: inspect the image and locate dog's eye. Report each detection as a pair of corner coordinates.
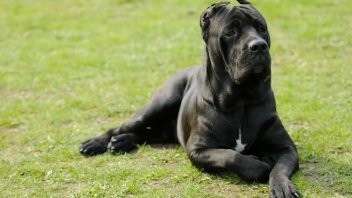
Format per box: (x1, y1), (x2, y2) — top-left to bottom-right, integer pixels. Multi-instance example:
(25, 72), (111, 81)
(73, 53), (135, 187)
(225, 29), (237, 37)
(233, 19), (242, 27)
(258, 26), (267, 34)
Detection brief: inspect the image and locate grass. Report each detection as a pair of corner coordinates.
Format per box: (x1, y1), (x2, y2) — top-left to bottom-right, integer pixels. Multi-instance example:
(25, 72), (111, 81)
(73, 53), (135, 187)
(0, 0), (351, 197)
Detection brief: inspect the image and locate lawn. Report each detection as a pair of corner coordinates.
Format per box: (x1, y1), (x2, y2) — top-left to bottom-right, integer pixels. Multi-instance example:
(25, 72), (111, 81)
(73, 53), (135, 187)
(0, 0), (351, 197)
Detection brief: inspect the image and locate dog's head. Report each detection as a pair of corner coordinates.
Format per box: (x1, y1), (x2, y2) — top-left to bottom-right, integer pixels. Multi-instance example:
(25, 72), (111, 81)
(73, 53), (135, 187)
(201, 1), (271, 85)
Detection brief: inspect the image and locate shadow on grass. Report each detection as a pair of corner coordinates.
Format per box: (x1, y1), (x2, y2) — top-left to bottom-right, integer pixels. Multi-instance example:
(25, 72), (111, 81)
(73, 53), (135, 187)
(127, 143), (351, 196)
(299, 157), (352, 196)
(125, 143), (180, 154)
(148, 144), (264, 186)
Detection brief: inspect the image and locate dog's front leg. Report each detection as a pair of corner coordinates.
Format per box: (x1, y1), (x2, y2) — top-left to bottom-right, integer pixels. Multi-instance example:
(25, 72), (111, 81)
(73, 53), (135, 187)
(188, 148), (271, 182)
(269, 146), (300, 198)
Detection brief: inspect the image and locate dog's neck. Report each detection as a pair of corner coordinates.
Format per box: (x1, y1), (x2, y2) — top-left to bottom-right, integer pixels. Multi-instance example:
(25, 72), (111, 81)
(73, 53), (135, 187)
(199, 48), (271, 112)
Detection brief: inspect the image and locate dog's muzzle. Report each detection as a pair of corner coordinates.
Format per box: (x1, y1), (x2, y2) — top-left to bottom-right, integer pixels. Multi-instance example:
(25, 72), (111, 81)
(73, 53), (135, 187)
(253, 65), (264, 74)
(248, 39), (269, 74)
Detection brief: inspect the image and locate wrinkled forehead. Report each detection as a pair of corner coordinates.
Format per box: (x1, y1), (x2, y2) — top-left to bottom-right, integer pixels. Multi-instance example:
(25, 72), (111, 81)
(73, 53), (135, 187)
(221, 5), (266, 25)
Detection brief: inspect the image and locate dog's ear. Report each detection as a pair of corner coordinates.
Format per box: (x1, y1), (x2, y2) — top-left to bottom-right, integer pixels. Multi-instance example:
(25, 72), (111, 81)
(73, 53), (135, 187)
(200, 2), (230, 42)
(237, 0), (251, 4)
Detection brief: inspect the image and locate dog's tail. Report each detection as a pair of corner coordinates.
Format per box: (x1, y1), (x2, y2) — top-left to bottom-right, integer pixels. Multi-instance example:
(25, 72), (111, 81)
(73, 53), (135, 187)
(237, 0), (251, 4)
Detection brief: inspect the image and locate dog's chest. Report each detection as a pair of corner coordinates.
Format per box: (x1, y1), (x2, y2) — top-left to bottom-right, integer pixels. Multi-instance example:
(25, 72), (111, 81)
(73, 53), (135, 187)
(221, 109), (260, 153)
(234, 128), (246, 152)
(233, 108), (248, 153)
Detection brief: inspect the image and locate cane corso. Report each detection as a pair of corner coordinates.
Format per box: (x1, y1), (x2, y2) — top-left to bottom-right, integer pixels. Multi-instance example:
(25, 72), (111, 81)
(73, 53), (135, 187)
(79, 1), (300, 197)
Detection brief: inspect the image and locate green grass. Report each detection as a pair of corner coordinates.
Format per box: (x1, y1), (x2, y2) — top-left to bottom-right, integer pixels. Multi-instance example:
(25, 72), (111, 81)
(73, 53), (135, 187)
(0, 0), (351, 197)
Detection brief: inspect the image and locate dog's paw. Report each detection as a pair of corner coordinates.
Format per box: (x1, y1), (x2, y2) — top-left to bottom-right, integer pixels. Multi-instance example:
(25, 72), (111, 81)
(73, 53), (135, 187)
(251, 160), (271, 182)
(237, 155), (271, 182)
(270, 177), (300, 198)
(108, 134), (137, 154)
(79, 138), (108, 156)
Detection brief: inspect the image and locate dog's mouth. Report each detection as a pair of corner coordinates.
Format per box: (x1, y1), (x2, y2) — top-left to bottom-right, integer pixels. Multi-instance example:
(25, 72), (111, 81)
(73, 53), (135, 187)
(252, 65), (264, 74)
(249, 53), (270, 71)
(227, 54), (270, 85)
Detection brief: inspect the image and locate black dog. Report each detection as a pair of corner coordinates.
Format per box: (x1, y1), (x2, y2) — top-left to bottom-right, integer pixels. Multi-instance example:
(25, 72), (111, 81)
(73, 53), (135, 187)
(79, 1), (300, 197)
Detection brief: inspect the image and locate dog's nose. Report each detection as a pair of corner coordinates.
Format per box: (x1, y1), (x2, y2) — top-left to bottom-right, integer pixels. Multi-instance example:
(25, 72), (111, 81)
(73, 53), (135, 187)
(248, 40), (268, 53)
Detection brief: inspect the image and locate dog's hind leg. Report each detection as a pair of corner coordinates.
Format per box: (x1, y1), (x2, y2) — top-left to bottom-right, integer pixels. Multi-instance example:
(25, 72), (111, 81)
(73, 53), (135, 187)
(79, 66), (197, 156)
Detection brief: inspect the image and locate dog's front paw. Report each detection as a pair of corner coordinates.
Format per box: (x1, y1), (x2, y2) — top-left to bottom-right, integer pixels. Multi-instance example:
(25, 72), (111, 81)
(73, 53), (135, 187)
(108, 134), (137, 154)
(79, 137), (108, 156)
(237, 155), (271, 182)
(270, 176), (300, 198)
(250, 159), (271, 182)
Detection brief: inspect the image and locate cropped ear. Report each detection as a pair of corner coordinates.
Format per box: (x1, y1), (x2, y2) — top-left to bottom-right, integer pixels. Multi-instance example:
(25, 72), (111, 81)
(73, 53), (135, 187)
(237, 0), (251, 4)
(200, 2), (230, 42)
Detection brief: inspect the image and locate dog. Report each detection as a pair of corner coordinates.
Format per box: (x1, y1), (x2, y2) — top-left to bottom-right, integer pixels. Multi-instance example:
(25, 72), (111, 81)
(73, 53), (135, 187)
(79, 1), (300, 197)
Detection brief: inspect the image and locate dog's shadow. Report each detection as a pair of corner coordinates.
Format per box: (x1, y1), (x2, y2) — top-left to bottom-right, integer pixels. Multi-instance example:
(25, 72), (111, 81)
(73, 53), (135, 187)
(206, 171), (250, 184)
(122, 142), (351, 196)
(141, 144), (265, 186)
(126, 143), (180, 154)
